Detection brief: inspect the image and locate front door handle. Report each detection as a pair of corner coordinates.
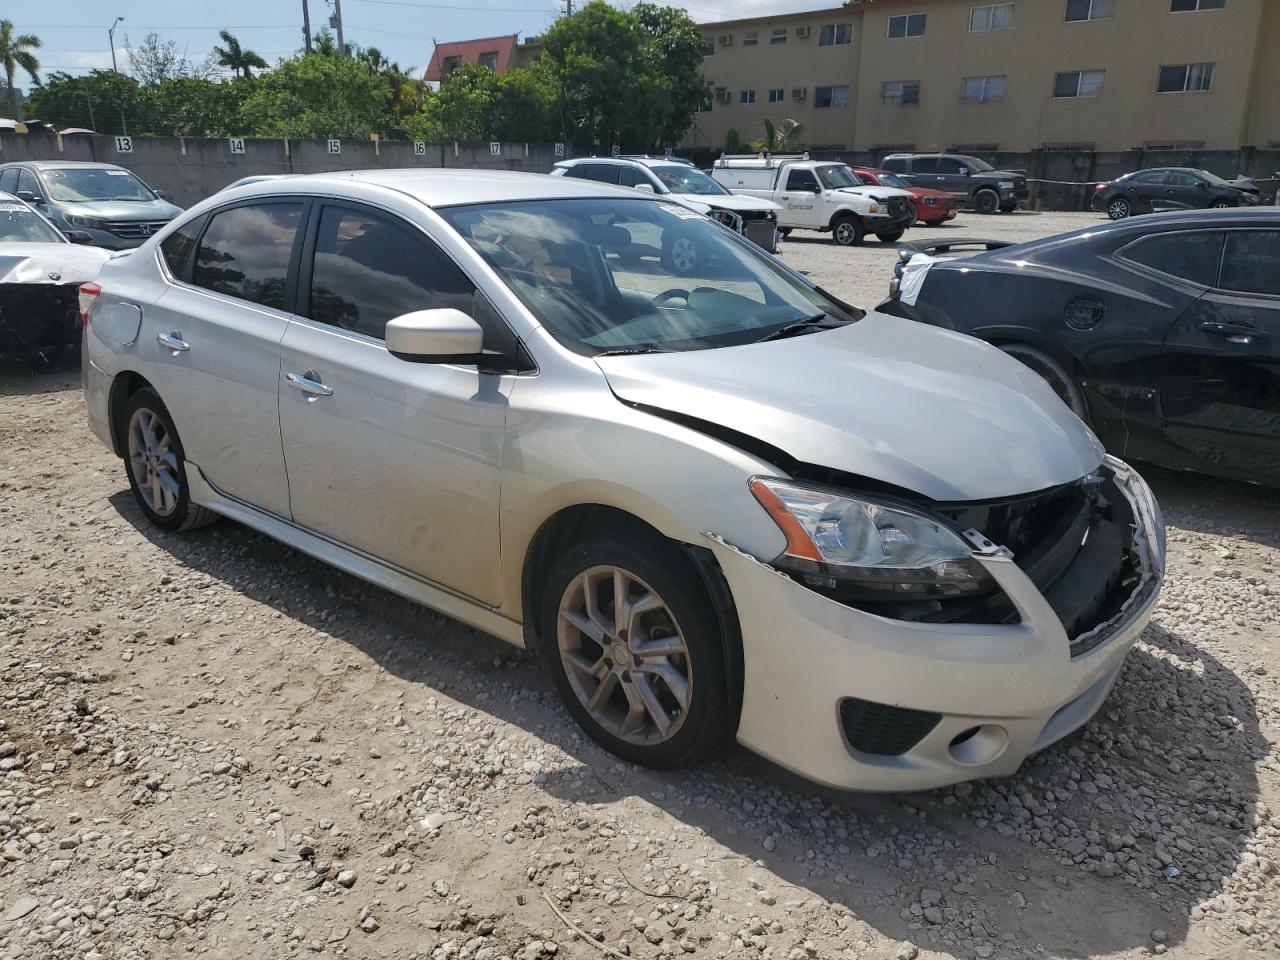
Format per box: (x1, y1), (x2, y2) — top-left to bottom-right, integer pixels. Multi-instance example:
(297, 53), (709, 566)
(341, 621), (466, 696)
(157, 331), (189, 352)
(285, 371), (334, 397)
(1200, 320), (1264, 344)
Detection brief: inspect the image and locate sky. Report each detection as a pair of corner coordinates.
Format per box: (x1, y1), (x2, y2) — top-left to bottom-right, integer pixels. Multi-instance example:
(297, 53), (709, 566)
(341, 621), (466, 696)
(15, 0), (828, 85)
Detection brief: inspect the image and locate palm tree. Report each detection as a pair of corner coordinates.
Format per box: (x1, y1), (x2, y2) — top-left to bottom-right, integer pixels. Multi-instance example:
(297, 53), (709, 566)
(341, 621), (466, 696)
(761, 118), (803, 152)
(0, 20), (41, 118)
(213, 30), (268, 79)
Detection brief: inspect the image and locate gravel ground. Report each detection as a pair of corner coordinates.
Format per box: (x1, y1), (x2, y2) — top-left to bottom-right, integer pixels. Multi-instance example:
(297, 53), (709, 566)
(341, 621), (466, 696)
(1, 210), (1278, 960)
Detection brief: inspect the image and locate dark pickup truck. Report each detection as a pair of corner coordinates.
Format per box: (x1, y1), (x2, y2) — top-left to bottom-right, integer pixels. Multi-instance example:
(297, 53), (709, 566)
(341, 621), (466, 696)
(881, 153), (1029, 215)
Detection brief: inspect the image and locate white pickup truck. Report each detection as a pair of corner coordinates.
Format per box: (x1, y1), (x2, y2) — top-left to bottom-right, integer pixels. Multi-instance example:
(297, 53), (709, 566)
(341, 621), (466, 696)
(711, 154), (916, 245)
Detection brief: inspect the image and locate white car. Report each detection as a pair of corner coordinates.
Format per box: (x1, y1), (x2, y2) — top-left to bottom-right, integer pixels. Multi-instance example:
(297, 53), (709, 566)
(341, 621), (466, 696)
(712, 153), (917, 245)
(81, 169), (1164, 791)
(552, 156), (781, 271)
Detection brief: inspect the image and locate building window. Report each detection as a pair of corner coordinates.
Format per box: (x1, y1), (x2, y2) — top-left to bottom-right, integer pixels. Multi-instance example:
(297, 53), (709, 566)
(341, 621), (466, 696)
(743, 30), (758, 46)
(770, 28), (787, 44)
(697, 92), (713, 112)
(1171, 0), (1224, 9)
(888, 13), (927, 37)
(814, 85), (850, 108)
(819, 23), (853, 45)
(702, 36), (714, 55)
(881, 80), (921, 104)
(768, 88), (785, 103)
(740, 89), (756, 104)
(1054, 69), (1105, 97)
(962, 75), (1006, 102)
(478, 51), (499, 71)
(1158, 62), (1214, 92)
(1065, 0), (1115, 21)
(715, 87), (729, 104)
(970, 3), (1015, 31)
(441, 56), (461, 75)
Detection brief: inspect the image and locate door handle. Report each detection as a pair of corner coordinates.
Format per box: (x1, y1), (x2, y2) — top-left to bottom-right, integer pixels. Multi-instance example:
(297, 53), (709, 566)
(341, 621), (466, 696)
(157, 331), (189, 352)
(1200, 320), (1264, 344)
(285, 372), (334, 397)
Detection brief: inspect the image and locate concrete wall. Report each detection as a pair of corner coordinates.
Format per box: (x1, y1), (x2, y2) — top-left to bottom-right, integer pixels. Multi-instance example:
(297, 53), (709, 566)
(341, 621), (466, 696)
(0, 134), (566, 208)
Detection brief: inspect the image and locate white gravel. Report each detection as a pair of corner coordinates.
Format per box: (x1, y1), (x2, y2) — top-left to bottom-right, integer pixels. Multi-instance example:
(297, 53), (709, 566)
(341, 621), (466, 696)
(0, 214), (1277, 959)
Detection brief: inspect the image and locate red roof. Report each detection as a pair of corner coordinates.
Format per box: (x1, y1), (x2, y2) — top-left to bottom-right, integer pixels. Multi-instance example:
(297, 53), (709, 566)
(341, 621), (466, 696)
(424, 35), (518, 82)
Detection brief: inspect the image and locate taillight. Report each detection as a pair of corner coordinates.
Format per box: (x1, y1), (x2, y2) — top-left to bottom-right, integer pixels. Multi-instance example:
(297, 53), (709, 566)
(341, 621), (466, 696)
(78, 282), (102, 326)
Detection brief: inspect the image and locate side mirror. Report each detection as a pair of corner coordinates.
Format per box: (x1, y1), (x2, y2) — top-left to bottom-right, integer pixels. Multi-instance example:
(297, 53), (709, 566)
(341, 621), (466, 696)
(632, 182), (656, 193)
(1197, 181), (1209, 189)
(64, 230), (95, 245)
(15, 190), (42, 204)
(154, 189), (169, 200)
(386, 308), (485, 363)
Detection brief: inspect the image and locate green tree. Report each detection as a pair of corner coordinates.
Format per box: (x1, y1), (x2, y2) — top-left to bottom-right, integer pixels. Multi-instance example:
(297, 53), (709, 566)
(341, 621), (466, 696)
(631, 4), (710, 149)
(750, 118), (803, 153)
(419, 63), (501, 141)
(27, 70), (145, 134)
(213, 30), (268, 80)
(1, 20), (42, 118)
(239, 51), (392, 138)
(146, 76), (252, 136)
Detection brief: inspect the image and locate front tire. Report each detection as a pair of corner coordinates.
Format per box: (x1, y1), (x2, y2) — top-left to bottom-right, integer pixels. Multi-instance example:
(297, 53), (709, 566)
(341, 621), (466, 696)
(541, 535), (733, 769)
(876, 228), (905, 243)
(121, 388), (218, 532)
(1210, 199), (1234, 209)
(1106, 196), (1131, 220)
(999, 344), (1089, 422)
(831, 215), (865, 246)
(973, 189), (1000, 215)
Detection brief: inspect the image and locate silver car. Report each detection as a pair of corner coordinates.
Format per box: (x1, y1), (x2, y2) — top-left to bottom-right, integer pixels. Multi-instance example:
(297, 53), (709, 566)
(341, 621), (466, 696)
(81, 170), (1164, 791)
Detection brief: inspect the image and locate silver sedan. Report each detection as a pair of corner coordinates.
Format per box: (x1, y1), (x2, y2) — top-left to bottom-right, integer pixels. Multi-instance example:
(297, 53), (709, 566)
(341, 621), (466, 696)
(81, 170), (1164, 790)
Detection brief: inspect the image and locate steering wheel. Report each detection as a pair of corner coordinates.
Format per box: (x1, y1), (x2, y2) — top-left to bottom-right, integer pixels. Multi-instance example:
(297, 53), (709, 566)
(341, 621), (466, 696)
(652, 288), (692, 307)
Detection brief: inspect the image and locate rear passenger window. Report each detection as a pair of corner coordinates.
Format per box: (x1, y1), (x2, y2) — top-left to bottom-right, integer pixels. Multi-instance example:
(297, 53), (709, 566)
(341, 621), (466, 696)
(308, 205), (474, 340)
(1121, 231), (1223, 286)
(1218, 231), (1280, 296)
(159, 216), (204, 281)
(911, 157), (940, 174)
(881, 158), (907, 173)
(193, 202), (304, 310)
(577, 163), (620, 184)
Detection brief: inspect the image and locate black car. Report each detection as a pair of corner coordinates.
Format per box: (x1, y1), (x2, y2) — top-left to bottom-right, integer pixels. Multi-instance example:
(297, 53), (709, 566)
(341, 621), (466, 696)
(1092, 167), (1262, 220)
(881, 153), (1029, 215)
(879, 209), (1280, 487)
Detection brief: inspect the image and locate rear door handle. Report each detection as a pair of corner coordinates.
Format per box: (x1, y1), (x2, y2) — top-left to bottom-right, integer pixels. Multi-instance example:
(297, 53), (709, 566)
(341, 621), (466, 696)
(157, 331), (189, 352)
(1200, 320), (1264, 344)
(285, 372), (334, 397)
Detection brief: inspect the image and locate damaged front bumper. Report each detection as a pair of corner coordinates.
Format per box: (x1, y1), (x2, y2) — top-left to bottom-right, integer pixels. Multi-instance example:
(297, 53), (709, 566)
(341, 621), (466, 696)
(706, 457), (1164, 792)
(0, 284), (82, 358)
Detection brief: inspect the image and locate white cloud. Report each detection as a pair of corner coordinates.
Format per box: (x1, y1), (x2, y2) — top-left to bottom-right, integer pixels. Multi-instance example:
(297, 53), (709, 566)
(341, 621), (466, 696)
(45, 51), (117, 73)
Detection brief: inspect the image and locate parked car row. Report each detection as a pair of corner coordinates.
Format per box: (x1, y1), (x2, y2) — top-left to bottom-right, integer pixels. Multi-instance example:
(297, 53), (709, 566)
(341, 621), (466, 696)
(1092, 167), (1264, 220)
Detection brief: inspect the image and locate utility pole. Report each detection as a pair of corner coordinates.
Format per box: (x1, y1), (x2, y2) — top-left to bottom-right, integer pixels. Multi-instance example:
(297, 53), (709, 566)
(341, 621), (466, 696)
(302, 0), (312, 53)
(108, 17), (124, 72)
(332, 0), (346, 56)
(565, 0), (573, 15)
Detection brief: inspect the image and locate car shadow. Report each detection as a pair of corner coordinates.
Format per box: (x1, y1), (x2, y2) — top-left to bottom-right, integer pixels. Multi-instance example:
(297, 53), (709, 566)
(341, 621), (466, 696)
(108, 490), (1265, 957)
(1141, 463), (1280, 548)
(0, 355), (81, 398)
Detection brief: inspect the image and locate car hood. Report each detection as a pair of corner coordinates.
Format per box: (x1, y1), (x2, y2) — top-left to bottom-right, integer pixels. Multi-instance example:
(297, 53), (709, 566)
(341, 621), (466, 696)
(907, 186), (955, 201)
(673, 192), (781, 213)
(594, 311), (1104, 502)
(834, 185), (915, 201)
(57, 198), (183, 221)
(0, 242), (110, 284)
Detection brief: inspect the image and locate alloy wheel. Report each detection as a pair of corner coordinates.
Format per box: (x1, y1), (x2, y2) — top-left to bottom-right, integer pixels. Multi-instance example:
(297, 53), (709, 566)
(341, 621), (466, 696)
(834, 221), (857, 244)
(127, 407), (181, 517)
(670, 237), (698, 273)
(1211, 200), (1232, 209)
(556, 565), (692, 746)
(1107, 198), (1130, 220)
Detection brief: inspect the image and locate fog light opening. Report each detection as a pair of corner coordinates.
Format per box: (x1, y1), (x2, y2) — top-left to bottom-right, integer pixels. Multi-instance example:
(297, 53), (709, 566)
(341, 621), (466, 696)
(947, 724), (1008, 766)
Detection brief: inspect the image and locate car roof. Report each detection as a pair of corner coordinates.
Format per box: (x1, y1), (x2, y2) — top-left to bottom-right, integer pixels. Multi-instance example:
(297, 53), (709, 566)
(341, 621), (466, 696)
(556, 156), (693, 169)
(222, 168), (658, 207)
(4, 160), (131, 171)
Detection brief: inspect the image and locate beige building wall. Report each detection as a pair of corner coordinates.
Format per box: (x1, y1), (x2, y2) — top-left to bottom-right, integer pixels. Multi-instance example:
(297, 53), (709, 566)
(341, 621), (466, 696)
(689, 0), (1276, 153)
(688, 8), (864, 151)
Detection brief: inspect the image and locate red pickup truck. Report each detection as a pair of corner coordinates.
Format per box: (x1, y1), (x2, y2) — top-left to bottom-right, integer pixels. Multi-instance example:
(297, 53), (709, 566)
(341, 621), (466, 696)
(851, 167), (957, 225)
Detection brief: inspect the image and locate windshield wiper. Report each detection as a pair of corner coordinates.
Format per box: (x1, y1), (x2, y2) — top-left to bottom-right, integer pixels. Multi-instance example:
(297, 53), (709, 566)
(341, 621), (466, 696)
(594, 346), (671, 357)
(757, 313), (842, 343)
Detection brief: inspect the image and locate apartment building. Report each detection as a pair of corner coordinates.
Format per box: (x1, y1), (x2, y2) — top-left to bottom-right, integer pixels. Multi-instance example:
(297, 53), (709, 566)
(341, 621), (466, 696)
(423, 35), (542, 83)
(687, 0), (1279, 153)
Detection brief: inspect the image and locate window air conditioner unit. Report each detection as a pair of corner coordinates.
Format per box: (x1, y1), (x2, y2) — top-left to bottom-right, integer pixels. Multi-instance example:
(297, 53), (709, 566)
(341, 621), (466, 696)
(795, 26), (810, 38)
(792, 87), (808, 100)
(719, 34), (733, 46)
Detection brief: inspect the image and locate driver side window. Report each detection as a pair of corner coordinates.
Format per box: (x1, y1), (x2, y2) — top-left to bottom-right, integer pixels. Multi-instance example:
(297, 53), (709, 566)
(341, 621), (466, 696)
(786, 169), (819, 191)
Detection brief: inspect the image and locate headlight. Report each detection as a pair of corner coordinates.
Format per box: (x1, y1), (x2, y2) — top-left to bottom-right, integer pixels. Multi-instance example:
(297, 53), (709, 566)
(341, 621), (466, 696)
(868, 204), (880, 214)
(923, 197), (937, 205)
(999, 181), (1015, 190)
(749, 478), (995, 600)
(68, 215), (109, 230)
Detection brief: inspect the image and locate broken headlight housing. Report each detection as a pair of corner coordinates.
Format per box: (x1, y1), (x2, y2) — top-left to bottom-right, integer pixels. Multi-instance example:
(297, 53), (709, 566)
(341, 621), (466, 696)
(749, 478), (994, 601)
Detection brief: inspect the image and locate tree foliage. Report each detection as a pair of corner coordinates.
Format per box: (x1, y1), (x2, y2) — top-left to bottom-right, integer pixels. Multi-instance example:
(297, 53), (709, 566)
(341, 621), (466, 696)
(1, 19), (42, 118)
(213, 31), (268, 80)
(239, 52), (392, 139)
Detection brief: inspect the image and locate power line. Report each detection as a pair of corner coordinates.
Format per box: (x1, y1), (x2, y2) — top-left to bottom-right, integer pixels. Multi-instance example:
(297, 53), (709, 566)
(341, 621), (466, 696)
(348, 0), (556, 10)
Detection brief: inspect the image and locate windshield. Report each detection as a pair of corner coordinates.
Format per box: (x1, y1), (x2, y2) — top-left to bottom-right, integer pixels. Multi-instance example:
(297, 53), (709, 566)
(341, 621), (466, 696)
(1198, 169), (1233, 187)
(650, 166), (729, 196)
(0, 201), (63, 243)
(816, 165), (860, 190)
(875, 171), (911, 189)
(441, 198), (859, 356)
(961, 156), (995, 172)
(42, 167), (156, 203)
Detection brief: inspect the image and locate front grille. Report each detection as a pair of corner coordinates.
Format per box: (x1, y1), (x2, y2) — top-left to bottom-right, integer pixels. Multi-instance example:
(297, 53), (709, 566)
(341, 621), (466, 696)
(107, 220), (170, 240)
(887, 197), (910, 219)
(839, 698), (941, 756)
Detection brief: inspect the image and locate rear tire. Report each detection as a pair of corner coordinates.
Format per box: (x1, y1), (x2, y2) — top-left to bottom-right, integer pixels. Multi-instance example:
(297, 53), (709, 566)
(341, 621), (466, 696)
(999, 344), (1089, 422)
(541, 534), (733, 770)
(1106, 196), (1131, 220)
(121, 388), (218, 532)
(973, 189), (1000, 215)
(831, 215), (865, 246)
(876, 228), (905, 243)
